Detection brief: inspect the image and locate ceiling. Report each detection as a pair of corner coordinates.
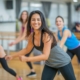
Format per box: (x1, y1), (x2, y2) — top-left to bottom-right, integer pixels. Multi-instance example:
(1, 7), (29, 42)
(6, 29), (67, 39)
(23, 0), (80, 3)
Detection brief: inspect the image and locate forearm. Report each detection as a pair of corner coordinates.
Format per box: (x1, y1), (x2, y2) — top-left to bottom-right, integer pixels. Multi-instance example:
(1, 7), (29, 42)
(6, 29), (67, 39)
(14, 36), (24, 45)
(12, 48), (29, 58)
(59, 30), (69, 48)
(59, 37), (67, 48)
(59, 41), (63, 48)
(27, 54), (47, 62)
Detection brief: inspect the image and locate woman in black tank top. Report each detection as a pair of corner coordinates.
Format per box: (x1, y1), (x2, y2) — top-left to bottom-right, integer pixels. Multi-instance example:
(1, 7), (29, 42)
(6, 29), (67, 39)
(6, 10), (76, 80)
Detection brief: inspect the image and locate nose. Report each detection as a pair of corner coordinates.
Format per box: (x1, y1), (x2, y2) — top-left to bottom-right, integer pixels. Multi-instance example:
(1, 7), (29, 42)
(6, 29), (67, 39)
(34, 20), (38, 23)
(57, 22), (60, 24)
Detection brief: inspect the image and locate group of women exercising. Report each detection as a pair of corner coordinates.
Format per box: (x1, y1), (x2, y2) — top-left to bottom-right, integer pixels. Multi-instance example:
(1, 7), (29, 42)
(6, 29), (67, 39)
(0, 10), (80, 80)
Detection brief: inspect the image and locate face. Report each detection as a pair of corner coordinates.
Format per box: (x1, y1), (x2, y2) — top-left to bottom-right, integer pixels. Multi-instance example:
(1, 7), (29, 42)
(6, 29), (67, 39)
(56, 17), (64, 30)
(30, 13), (42, 30)
(21, 11), (28, 21)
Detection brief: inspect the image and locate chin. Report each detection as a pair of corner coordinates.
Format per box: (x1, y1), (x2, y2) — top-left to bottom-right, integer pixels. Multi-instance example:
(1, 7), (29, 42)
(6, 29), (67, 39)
(57, 26), (61, 28)
(34, 27), (40, 30)
(35, 28), (40, 30)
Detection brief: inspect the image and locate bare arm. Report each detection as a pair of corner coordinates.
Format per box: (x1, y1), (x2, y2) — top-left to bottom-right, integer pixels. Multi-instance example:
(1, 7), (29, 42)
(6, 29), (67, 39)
(14, 26), (27, 44)
(9, 33), (34, 58)
(0, 45), (6, 58)
(59, 30), (70, 48)
(9, 26), (27, 46)
(20, 33), (52, 62)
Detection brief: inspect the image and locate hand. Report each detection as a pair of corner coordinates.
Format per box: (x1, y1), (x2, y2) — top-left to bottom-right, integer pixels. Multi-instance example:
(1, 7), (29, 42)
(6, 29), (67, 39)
(19, 56), (28, 62)
(9, 42), (15, 46)
(5, 55), (13, 60)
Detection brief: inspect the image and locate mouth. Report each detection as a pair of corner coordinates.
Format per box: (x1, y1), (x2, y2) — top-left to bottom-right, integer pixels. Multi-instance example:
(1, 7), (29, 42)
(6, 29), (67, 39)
(34, 25), (38, 27)
(57, 24), (61, 26)
(34, 24), (39, 27)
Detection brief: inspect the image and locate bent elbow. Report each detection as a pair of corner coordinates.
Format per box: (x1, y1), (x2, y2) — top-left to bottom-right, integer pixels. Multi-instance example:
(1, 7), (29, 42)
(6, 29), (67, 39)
(43, 56), (48, 61)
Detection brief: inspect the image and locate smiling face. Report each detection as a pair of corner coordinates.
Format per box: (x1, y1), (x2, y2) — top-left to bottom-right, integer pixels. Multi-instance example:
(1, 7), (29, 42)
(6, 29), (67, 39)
(56, 17), (64, 31)
(30, 13), (42, 30)
(21, 11), (28, 21)
(20, 11), (28, 23)
(27, 11), (48, 36)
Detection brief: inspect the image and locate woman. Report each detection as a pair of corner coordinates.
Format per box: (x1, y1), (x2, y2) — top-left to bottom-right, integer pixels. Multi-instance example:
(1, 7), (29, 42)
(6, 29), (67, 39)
(55, 16), (80, 61)
(0, 45), (22, 80)
(9, 10), (36, 77)
(6, 10), (76, 80)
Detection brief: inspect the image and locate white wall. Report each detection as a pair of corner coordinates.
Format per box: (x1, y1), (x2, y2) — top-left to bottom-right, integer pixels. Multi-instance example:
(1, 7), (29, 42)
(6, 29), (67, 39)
(49, 3), (68, 32)
(0, 0), (16, 51)
(0, 0), (16, 21)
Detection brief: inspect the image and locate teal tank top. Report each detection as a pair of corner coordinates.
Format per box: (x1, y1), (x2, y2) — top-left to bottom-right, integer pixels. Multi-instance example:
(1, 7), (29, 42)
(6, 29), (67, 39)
(58, 27), (80, 50)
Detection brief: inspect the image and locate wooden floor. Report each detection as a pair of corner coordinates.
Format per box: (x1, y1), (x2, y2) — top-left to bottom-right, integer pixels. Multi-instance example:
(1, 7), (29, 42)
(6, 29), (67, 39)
(0, 52), (80, 80)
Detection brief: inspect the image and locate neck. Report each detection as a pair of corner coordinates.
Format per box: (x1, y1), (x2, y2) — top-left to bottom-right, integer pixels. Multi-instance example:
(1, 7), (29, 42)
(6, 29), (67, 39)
(23, 20), (27, 24)
(22, 22), (27, 26)
(58, 26), (64, 31)
(34, 30), (41, 35)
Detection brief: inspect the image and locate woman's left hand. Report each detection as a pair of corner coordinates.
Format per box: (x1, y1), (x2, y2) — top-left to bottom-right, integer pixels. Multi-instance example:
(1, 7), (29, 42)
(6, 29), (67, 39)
(19, 56), (28, 62)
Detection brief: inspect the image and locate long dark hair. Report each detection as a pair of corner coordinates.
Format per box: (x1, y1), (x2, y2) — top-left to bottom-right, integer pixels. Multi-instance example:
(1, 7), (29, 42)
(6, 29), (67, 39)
(27, 10), (57, 45)
(19, 10), (28, 23)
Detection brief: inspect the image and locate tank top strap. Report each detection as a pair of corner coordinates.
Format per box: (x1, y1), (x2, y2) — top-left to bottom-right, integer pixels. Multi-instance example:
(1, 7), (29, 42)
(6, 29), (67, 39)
(62, 26), (68, 32)
(33, 32), (35, 45)
(41, 32), (43, 46)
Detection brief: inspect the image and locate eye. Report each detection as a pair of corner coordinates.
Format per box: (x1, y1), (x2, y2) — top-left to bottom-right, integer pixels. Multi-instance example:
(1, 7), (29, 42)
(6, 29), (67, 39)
(31, 18), (35, 21)
(56, 21), (58, 23)
(37, 18), (41, 21)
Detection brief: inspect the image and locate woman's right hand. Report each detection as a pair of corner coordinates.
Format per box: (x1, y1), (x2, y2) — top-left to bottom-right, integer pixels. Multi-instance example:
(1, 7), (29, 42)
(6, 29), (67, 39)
(5, 55), (13, 60)
(9, 42), (15, 46)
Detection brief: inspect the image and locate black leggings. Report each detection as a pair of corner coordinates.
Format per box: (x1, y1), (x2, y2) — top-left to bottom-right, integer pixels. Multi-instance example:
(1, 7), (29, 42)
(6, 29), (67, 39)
(25, 48), (34, 69)
(41, 63), (76, 80)
(0, 58), (16, 77)
(67, 46), (80, 60)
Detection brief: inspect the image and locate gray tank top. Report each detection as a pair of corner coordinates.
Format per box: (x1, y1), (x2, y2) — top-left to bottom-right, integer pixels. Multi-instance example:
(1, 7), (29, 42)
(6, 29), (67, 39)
(45, 45), (71, 68)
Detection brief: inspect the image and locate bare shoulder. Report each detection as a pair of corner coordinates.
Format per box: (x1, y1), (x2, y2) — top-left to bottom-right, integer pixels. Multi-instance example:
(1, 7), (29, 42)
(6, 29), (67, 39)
(43, 32), (52, 43)
(64, 29), (70, 33)
(63, 29), (70, 36)
(27, 32), (33, 41)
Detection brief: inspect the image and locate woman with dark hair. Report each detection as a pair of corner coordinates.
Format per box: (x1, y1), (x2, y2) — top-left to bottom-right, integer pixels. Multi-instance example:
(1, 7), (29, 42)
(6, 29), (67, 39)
(55, 16), (80, 62)
(9, 10), (36, 77)
(6, 10), (76, 80)
(0, 45), (22, 80)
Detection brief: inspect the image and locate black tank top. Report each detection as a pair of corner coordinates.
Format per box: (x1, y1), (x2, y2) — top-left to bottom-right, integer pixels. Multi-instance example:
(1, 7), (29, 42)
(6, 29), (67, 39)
(33, 32), (57, 51)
